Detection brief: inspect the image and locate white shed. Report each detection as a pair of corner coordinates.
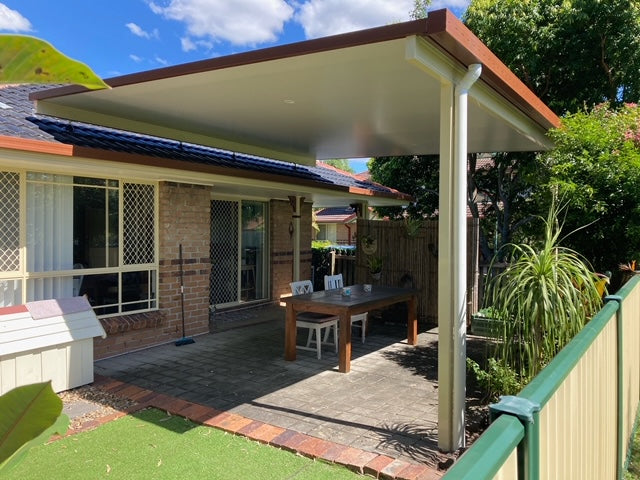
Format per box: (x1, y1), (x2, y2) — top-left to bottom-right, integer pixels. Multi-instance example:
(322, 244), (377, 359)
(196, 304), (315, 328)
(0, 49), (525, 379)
(0, 297), (106, 394)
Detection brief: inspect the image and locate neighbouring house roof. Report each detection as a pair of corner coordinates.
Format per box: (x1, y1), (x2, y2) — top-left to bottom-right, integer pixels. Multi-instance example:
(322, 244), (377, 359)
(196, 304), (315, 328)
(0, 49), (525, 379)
(0, 84), (412, 207)
(354, 171), (372, 182)
(315, 206), (357, 224)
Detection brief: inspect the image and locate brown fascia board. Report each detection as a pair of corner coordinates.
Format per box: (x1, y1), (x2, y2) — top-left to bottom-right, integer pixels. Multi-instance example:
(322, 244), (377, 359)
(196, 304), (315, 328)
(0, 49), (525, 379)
(425, 9), (560, 130)
(29, 9), (559, 133)
(0, 136), (411, 202)
(29, 18), (432, 100)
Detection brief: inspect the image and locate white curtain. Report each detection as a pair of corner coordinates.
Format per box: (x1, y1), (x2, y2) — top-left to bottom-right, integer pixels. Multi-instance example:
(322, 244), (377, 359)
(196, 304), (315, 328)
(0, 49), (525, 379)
(26, 177), (74, 301)
(0, 280), (22, 307)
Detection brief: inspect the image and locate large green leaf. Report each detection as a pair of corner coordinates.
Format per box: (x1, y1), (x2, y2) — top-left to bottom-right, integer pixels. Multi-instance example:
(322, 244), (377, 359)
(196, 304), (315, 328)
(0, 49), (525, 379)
(0, 35), (108, 90)
(0, 382), (69, 471)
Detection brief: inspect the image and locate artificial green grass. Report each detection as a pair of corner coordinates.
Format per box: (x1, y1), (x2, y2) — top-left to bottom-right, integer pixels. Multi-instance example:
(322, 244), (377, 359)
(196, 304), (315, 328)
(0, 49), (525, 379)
(4, 408), (365, 480)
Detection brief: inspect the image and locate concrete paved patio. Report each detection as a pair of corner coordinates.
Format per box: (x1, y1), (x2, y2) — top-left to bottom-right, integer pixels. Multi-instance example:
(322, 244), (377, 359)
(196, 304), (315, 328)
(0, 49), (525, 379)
(95, 304), (452, 474)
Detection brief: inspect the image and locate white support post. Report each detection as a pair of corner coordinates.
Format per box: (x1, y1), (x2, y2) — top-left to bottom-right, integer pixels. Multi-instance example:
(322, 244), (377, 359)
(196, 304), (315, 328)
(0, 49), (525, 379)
(438, 64), (482, 452)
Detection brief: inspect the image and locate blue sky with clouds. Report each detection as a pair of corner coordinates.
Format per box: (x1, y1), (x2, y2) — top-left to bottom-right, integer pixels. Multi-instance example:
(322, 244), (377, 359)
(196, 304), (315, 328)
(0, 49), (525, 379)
(0, 0), (471, 172)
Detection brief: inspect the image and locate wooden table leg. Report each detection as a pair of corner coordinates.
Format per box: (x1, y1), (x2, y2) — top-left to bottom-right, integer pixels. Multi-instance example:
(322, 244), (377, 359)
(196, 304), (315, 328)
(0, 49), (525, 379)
(338, 310), (351, 373)
(285, 303), (296, 361)
(407, 295), (418, 345)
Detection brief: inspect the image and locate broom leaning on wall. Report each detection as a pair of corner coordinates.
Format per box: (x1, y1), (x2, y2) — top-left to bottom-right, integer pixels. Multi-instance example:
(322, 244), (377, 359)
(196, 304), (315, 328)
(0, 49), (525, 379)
(175, 244), (195, 346)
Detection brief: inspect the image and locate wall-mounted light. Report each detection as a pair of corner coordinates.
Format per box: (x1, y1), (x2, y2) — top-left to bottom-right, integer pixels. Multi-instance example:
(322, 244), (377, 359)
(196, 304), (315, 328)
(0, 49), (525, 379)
(289, 221), (294, 237)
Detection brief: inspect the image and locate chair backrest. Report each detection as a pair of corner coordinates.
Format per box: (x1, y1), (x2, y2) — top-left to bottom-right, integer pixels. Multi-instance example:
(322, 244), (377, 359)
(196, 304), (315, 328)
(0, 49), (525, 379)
(324, 274), (344, 290)
(290, 280), (313, 295)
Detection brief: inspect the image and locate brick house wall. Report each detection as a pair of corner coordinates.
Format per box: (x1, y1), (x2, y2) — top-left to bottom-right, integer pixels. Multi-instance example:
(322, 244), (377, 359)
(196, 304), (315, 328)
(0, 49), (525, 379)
(270, 199), (312, 302)
(94, 182), (212, 359)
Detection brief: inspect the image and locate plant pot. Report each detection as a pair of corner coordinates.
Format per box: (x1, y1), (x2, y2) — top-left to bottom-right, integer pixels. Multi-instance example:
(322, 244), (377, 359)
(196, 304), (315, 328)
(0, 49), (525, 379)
(371, 272), (381, 281)
(470, 315), (504, 338)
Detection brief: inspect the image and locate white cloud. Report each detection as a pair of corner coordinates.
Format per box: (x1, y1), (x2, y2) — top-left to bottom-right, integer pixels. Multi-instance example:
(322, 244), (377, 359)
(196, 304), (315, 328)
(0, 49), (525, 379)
(181, 36), (196, 52)
(154, 55), (168, 65)
(129, 54), (143, 62)
(296, 0), (414, 39)
(126, 22), (159, 39)
(180, 36), (213, 53)
(149, 0), (293, 47)
(0, 3), (32, 32)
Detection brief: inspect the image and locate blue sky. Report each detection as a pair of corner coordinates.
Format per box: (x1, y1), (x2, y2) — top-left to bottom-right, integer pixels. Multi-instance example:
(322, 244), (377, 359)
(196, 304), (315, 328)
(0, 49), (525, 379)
(0, 0), (471, 173)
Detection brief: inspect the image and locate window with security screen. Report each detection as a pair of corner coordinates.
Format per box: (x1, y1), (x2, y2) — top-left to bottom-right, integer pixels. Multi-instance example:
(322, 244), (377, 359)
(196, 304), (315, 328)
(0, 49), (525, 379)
(0, 171), (20, 272)
(0, 171), (22, 306)
(0, 170), (158, 315)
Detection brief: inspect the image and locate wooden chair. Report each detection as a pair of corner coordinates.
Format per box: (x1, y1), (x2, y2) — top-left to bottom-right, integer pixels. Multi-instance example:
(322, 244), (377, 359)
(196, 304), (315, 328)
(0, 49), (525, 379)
(289, 280), (338, 359)
(324, 274), (368, 343)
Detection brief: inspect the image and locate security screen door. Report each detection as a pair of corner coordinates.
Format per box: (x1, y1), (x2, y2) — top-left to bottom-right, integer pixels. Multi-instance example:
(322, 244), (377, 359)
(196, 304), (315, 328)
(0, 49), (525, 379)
(209, 199), (267, 308)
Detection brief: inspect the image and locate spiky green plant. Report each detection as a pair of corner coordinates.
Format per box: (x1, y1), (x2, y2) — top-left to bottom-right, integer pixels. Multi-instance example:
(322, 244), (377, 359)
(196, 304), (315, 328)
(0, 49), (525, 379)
(484, 199), (602, 383)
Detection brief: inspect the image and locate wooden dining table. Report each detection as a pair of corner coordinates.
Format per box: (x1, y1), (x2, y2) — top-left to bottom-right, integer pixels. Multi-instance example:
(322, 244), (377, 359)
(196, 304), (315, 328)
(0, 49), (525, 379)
(283, 284), (418, 373)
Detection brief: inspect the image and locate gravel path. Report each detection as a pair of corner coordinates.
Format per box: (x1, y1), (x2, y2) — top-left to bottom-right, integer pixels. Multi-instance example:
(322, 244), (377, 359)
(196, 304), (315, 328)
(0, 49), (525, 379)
(58, 384), (138, 432)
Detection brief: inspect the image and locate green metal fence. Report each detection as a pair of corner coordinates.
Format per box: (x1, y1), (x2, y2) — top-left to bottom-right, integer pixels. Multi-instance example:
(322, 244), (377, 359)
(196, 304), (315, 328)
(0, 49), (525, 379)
(443, 274), (640, 480)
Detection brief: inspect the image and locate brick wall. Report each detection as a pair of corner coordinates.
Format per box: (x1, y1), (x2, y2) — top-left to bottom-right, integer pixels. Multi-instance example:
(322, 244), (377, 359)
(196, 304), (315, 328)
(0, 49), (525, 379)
(94, 182), (212, 359)
(270, 199), (312, 301)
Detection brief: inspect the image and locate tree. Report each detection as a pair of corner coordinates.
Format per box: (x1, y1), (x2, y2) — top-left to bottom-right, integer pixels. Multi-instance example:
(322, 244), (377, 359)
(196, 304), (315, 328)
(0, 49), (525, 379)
(541, 102), (640, 277)
(464, 0), (640, 114)
(460, 0), (640, 266)
(368, 155), (439, 219)
(409, 0), (431, 20)
(469, 152), (547, 262)
(368, 153), (546, 263)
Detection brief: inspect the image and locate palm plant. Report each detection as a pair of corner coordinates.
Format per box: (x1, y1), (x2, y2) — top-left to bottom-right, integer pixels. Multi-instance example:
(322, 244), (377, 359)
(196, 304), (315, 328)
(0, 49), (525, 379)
(484, 198), (602, 384)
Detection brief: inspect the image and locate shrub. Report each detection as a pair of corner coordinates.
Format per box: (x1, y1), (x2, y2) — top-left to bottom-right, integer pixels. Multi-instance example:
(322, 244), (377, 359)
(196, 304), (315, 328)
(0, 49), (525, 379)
(483, 197), (602, 386)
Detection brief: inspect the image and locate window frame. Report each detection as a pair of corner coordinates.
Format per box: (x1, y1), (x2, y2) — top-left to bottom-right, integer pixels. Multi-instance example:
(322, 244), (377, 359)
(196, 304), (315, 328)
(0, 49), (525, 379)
(0, 169), (159, 317)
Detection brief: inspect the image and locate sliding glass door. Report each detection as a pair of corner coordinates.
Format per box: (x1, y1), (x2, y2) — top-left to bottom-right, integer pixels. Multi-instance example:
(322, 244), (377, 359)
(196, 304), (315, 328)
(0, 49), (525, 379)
(210, 199), (268, 308)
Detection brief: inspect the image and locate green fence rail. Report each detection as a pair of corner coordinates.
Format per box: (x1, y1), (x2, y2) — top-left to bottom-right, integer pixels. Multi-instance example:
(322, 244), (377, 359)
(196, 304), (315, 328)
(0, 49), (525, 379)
(443, 274), (640, 480)
(442, 414), (524, 479)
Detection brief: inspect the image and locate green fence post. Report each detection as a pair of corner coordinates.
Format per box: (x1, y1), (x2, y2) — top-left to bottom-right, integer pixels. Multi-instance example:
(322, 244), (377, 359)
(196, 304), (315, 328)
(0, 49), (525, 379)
(490, 396), (540, 480)
(605, 294), (623, 480)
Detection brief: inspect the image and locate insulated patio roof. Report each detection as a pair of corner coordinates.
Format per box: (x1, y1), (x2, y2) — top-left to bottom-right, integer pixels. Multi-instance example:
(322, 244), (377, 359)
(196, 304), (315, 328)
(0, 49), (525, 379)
(31, 9), (559, 167)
